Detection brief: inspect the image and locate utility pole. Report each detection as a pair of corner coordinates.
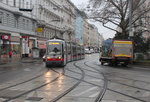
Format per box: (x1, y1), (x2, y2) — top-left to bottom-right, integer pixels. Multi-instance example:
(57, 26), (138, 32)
(128, 0), (133, 39)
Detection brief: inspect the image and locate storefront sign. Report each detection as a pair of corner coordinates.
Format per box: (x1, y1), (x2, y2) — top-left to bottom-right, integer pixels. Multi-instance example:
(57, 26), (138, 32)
(38, 41), (46, 49)
(36, 28), (43, 32)
(11, 36), (20, 42)
(22, 36), (29, 38)
(1, 35), (10, 40)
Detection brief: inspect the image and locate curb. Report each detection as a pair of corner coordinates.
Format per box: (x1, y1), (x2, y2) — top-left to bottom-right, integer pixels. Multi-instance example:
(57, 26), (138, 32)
(132, 61), (150, 68)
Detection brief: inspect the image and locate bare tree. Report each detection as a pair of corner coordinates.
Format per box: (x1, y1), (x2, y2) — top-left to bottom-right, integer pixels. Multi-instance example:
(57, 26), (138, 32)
(87, 0), (150, 39)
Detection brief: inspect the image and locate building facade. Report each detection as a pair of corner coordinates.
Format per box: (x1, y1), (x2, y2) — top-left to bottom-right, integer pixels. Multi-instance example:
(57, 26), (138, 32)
(0, 0), (78, 62)
(32, 0), (77, 57)
(0, 0), (37, 62)
(75, 10), (86, 45)
(83, 19), (104, 50)
(83, 20), (90, 48)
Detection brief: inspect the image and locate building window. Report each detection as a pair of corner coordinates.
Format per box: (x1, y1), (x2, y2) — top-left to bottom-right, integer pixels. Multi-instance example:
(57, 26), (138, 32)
(6, 0), (9, 4)
(23, 19), (25, 29)
(32, 21), (35, 31)
(26, 20), (29, 30)
(6, 14), (10, 25)
(14, 19), (18, 28)
(14, 0), (16, 7)
(0, 11), (3, 24)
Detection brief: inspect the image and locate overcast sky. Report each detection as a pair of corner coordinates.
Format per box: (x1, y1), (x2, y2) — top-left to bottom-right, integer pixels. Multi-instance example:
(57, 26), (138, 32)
(70, 0), (115, 39)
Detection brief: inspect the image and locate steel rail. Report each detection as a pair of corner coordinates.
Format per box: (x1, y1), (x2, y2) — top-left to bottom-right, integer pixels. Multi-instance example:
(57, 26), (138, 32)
(65, 66), (147, 102)
(49, 62), (85, 102)
(83, 62), (150, 92)
(84, 61), (147, 102)
(0, 69), (48, 92)
(77, 61), (108, 102)
(94, 61), (150, 81)
(3, 69), (63, 102)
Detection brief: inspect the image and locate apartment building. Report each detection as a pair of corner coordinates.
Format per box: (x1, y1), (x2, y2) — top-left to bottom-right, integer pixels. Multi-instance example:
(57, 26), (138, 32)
(83, 20), (103, 50)
(0, 0), (78, 61)
(83, 20), (90, 48)
(0, 0), (37, 61)
(34, 0), (76, 40)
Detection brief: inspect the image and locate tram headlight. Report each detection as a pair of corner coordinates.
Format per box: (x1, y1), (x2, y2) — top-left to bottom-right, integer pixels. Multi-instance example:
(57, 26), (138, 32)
(47, 57), (51, 59)
(58, 57), (61, 59)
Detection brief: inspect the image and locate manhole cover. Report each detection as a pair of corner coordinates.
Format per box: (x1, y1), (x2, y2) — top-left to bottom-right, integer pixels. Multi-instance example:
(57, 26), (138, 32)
(26, 97), (43, 101)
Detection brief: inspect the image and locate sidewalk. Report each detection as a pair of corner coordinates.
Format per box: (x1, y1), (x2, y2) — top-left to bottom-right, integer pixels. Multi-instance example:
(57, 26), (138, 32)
(0, 57), (43, 66)
(132, 60), (150, 68)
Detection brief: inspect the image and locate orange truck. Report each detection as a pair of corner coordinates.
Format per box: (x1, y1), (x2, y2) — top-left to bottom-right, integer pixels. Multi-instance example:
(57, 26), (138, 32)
(99, 39), (133, 66)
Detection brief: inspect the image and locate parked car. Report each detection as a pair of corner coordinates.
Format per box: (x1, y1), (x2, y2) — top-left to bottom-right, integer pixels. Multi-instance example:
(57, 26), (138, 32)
(85, 49), (92, 54)
(90, 49), (95, 53)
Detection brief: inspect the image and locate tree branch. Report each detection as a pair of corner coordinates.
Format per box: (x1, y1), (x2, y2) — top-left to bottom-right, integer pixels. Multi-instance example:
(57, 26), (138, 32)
(132, 8), (150, 25)
(90, 16), (120, 26)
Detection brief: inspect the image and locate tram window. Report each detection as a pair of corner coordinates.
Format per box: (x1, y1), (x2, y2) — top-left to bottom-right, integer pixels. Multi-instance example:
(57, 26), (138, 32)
(47, 43), (61, 55)
(67, 44), (71, 54)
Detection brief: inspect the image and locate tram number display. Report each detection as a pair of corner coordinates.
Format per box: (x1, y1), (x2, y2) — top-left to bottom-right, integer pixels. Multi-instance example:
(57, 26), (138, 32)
(49, 42), (60, 45)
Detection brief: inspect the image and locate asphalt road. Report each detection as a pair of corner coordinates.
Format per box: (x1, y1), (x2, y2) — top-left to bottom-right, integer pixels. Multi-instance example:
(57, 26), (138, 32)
(0, 54), (150, 102)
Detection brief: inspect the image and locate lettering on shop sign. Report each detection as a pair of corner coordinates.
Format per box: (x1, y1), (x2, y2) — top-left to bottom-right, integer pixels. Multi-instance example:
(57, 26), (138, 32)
(1, 35), (10, 40)
(22, 36), (29, 38)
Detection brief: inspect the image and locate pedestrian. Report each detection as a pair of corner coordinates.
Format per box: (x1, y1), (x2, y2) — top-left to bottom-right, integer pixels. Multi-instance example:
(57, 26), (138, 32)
(8, 50), (13, 58)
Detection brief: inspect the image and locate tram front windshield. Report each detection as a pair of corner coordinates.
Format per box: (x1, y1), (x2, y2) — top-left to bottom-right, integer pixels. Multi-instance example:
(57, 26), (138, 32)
(47, 42), (62, 56)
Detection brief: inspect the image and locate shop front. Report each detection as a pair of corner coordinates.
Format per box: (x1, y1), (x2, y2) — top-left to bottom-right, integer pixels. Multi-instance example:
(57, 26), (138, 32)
(37, 40), (46, 58)
(0, 33), (11, 62)
(21, 34), (37, 58)
(11, 33), (21, 59)
(29, 37), (37, 57)
(21, 35), (29, 57)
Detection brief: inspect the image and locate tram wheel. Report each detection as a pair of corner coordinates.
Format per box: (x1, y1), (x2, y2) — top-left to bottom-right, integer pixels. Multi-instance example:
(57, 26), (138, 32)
(101, 62), (104, 65)
(46, 63), (49, 68)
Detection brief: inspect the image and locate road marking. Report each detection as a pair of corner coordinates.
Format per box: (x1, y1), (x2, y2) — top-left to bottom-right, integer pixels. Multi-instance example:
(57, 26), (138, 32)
(89, 92), (99, 97)
(0, 98), (6, 101)
(143, 92), (150, 97)
(24, 68), (31, 72)
(27, 92), (35, 97)
(75, 87), (98, 96)
(89, 79), (102, 82)
(101, 100), (116, 102)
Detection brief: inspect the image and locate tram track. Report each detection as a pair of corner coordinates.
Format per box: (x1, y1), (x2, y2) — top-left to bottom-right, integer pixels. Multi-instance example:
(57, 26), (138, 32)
(0, 63), (44, 84)
(84, 62), (150, 92)
(0, 61), (85, 102)
(66, 65), (150, 92)
(51, 61), (107, 102)
(93, 62), (150, 84)
(49, 62), (85, 102)
(65, 69), (147, 102)
(0, 65), (48, 92)
(81, 61), (108, 102)
(47, 60), (148, 102)
(84, 61), (148, 102)
(1, 68), (63, 102)
(0, 70), (48, 92)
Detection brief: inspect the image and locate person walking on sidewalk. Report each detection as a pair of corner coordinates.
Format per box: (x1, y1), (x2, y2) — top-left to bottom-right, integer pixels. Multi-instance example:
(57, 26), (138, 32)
(8, 50), (13, 58)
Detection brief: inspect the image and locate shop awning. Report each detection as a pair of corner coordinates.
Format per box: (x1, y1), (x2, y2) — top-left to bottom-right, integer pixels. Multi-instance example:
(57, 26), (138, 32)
(38, 44), (46, 49)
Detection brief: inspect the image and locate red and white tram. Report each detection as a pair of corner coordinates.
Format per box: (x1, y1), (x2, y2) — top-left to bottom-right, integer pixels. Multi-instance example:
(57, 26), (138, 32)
(44, 38), (84, 67)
